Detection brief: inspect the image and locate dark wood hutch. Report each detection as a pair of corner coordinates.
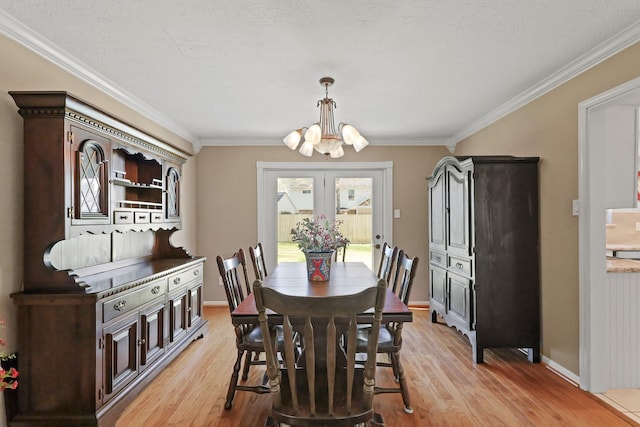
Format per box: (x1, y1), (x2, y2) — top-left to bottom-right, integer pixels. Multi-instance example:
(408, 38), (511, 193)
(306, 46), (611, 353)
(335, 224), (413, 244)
(9, 92), (207, 427)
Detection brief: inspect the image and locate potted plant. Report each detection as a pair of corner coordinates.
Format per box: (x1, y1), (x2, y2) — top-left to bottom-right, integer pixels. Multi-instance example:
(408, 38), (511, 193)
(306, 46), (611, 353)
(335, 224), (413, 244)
(290, 214), (349, 281)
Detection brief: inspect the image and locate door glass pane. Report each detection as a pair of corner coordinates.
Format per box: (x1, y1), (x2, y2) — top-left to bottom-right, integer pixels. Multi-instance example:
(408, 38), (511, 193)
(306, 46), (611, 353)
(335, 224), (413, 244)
(79, 143), (103, 215)
(335, 177), (373, 269)
(277, 178), (314, 263)
(166, 168), (180, 218)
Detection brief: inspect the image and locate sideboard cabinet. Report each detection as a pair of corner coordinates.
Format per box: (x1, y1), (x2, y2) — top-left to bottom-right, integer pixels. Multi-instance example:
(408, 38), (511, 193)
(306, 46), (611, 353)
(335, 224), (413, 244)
(428, 156), (540, 363)
(9, 92), (207, 427)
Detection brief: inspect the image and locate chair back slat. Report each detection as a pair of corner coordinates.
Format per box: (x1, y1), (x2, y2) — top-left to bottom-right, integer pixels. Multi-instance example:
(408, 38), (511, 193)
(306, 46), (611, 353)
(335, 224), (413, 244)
(304, 317), (316, 415)
(282, 315), (298, 410)
(217, 249), (251, 313)
(392, 250), (419, 305)
(254, 278), (387, 425)
(377, 243), (398, 283)
(249, 242), (268, 280)
(327, 315), (337, 415)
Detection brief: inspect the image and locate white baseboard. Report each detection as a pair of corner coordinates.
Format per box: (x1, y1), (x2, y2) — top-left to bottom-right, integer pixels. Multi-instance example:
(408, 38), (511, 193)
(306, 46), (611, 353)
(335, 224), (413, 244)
(409, 300), (429, 308)
(204, 301), (228, 307)
(542, 355), (580, 387)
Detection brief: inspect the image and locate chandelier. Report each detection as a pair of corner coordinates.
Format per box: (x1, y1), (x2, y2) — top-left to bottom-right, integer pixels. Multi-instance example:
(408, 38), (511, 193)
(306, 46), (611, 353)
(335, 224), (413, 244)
(283, 77), (369, 158)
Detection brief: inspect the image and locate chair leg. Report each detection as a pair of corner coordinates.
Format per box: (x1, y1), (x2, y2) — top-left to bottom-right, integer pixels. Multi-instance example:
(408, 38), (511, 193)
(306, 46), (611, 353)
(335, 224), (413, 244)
(242, 350), (253, 380)
(390, 351), (413, 414)
(388, 352), (398, 381)
(225, 349), (245, 410)
(370, 412), (385, 426)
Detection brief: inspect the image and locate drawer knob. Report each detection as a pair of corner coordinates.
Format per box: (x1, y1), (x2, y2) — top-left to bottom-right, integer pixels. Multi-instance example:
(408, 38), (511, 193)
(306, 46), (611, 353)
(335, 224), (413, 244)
(137, 338), (146, 346)
(120, 215), (129, 220)
(194, 270), (199, 276)
(151, 285), (161, 294)
(174, 277), (181, 285)
(114, 300), (126, 311)
(456, 262), (464, 269)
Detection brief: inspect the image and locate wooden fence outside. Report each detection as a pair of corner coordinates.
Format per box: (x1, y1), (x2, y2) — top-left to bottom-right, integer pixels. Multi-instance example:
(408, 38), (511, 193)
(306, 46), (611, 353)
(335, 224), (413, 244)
(278, 214), (372, 244)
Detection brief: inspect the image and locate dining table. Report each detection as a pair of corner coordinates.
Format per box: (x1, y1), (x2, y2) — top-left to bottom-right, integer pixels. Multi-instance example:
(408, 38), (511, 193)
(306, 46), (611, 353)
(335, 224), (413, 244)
(231, 261), (413, 325)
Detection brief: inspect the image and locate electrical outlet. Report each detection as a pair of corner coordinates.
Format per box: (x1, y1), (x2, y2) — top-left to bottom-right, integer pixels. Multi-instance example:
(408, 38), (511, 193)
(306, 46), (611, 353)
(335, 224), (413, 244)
(218, 276), (223, 286)
(635, 222), (640, 232)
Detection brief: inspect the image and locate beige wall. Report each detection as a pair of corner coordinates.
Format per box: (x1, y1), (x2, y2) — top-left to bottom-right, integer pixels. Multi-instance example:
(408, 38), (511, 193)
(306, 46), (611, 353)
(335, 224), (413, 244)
(455, 42), (640, 373)
(0, 34), (198, 354)
(195, 145), (449, 304)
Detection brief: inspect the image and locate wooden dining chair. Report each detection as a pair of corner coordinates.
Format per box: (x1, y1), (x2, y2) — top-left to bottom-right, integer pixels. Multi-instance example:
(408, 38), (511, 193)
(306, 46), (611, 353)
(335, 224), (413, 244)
(217, 249), (273, 410)
(334, 243), (347, 262)
(250, 242), (268, 280)
(376, 243), (398, 283)
(357, 249), (419, 414)
(255, 278), (387, 427)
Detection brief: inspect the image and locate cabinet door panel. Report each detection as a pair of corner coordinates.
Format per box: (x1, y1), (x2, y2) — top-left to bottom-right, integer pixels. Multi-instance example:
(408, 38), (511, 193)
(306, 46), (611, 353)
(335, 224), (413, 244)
(446, 166), (471, 256)
(430, 266), (447, 309)
(447, 273), (472, 330)
(169, 289), (188, 344)
(103, 311), (138, 401)
(140, 300), (165, 371)
(429, 171), (446, 251)
(188, 283), (203, 328)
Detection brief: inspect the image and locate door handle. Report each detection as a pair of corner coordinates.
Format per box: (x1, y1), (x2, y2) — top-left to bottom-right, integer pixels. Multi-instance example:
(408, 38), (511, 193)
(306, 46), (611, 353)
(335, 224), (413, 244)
(375, 244), (381, 249)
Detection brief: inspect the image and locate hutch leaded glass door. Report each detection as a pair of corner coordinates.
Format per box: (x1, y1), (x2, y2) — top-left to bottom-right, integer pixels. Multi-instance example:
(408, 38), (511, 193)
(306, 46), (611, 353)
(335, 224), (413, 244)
(166, 167), (180, 221)
(71, 126), (111, 225)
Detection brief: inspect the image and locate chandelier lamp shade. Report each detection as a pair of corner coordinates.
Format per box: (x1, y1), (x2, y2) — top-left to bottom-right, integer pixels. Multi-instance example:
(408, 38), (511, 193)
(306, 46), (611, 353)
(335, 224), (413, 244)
(283, 77), (369, 158)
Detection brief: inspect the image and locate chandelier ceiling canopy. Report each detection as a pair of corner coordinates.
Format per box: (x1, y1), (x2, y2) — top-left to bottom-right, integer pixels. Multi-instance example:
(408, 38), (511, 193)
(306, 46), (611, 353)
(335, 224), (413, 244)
(283, 77), (369, 158)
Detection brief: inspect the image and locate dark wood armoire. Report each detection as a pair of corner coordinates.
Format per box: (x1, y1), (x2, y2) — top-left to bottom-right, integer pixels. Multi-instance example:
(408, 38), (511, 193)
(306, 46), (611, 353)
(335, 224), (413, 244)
(8, 92), (207, 426)
(428, 155), (540, 363)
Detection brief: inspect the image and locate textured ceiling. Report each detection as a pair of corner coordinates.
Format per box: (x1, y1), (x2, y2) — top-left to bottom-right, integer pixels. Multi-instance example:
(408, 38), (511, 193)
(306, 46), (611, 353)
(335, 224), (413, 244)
(2, 0), (640, 150)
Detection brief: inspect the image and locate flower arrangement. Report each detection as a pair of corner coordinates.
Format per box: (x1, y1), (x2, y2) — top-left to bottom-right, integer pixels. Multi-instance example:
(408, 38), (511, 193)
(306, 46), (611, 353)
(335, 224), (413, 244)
(0, 319), (18, 390)
(290, 214), (349, 253)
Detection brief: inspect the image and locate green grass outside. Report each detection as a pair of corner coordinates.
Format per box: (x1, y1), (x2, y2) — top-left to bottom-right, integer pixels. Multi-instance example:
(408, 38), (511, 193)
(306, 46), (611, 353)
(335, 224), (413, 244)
(278, 242), (373, 269)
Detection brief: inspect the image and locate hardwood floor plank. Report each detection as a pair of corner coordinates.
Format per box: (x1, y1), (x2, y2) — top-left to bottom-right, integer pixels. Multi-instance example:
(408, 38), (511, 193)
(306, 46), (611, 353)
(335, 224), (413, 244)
(116, 306), (636, 427)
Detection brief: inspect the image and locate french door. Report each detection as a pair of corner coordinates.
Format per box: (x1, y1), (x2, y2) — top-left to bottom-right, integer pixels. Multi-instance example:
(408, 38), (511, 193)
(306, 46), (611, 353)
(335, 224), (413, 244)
(257, 162), (393, 272)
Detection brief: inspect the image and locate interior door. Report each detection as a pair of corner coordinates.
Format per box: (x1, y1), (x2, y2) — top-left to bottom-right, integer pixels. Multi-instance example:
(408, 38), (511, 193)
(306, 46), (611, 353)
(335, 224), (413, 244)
(258, 162), (392, 273)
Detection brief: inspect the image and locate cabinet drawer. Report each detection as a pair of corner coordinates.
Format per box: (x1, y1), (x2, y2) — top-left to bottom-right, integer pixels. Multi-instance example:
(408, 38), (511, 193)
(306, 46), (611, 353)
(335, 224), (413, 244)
(168, 264), (203, 292)
(113, 210), (133, 224)
(430, 251), (446, 268)
(448, 255), (472, 277)
(150, 212), (164, 223)
(103, 280), (165, 322)
(134, 212), (150, 224)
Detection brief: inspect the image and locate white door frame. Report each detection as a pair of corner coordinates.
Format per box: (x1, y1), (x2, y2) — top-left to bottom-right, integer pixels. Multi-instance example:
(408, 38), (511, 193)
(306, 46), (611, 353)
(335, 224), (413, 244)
(578, 75), (640, 392)
(257, 161), (393, 271)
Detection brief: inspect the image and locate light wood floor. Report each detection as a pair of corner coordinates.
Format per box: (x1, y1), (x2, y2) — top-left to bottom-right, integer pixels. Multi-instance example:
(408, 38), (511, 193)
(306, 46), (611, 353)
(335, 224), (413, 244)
(117, 306), (637, 427)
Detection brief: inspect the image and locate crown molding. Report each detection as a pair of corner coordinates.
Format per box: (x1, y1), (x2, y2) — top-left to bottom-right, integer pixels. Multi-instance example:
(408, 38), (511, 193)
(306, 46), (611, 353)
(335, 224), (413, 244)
(200, 136), (452, 147)
(452, 20), (640, 146)
(0, 10), (202, 154)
